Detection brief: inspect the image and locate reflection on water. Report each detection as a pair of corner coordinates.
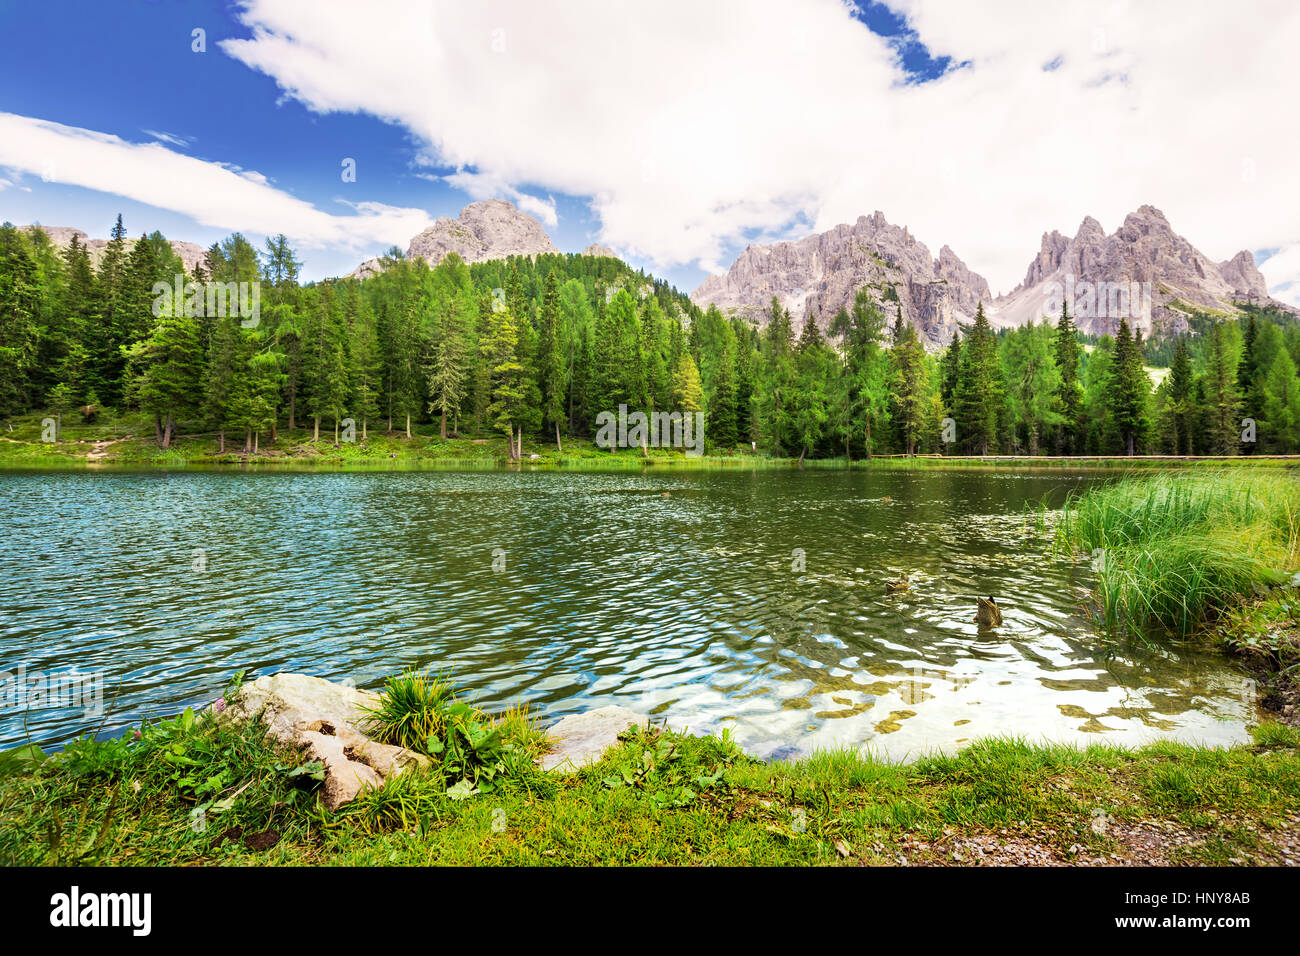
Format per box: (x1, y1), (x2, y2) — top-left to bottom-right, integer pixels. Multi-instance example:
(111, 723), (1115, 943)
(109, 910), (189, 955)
(0, 468), (1258, 757)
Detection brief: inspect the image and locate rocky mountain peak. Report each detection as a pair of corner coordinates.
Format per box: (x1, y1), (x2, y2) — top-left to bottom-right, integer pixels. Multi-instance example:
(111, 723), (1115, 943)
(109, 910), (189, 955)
(405, 199), (558, 267)
(692, 211), (991, 347)
(991, 205), (1284, 336)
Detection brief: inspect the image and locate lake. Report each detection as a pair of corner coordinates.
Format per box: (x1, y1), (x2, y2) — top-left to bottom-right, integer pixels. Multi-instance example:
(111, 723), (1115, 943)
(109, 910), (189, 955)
(0, 467), (1259, 757)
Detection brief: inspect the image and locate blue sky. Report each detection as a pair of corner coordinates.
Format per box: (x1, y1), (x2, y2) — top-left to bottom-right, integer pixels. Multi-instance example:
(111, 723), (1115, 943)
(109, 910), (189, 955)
(1, 1), (1297, 303)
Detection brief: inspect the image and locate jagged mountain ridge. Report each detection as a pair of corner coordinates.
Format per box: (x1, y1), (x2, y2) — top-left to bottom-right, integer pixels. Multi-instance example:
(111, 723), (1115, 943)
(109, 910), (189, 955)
(990, 205), (1275, 337)
(693, 211), (991, 346)
(693, 204), (1286, 345)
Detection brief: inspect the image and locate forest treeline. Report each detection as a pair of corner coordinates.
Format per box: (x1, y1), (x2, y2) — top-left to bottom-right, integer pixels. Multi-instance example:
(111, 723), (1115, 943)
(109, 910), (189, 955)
(1, 216), (1298, 457)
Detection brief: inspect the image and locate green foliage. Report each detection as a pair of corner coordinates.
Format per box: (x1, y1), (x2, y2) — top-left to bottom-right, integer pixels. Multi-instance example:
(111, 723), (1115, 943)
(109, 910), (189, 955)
(3, 213), (1298, 464)
(1056, 471), (1300, 637)
(597, 723), (747, 809)
(363, 670), (551, 796)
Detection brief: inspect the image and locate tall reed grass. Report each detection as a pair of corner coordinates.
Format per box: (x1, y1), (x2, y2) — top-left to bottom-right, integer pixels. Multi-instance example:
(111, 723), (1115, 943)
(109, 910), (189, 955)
(1055, 471), (1300, 637)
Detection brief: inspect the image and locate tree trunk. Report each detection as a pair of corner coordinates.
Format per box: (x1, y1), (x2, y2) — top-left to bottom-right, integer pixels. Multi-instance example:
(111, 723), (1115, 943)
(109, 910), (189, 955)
(218, 429), (225, 453)
(288, 391), (296, 431)
(254, 431), (259, 454)
(244, 428), (252, 454)
(362, 418), (368, 441)
(313, 415), (320, 443)
(440, 408), (447, 440)
(334, 418), (339, 444)
(406, 414), (412, 439)
(155, 413), (164, 446)
(555, 421), (563, 453)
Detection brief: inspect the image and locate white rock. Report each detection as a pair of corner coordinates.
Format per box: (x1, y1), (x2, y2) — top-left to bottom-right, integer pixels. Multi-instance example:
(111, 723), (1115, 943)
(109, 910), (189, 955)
(219, 673), (429, 809)
(539, 705), (652, 773)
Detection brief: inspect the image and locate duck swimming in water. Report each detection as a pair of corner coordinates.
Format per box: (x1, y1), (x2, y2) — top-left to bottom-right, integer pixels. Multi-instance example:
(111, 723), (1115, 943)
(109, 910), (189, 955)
(974, 595), (1003, 628)
(885, 574), (910, 593)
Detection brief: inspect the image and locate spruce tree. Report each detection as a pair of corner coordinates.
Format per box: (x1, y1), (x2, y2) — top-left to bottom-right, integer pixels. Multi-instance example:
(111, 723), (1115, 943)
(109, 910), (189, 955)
(953, 303), (1001, 455)
(1052, 298), (1083, 453)
(1108, 318), (1151, 456)
(888, 316), (928, 456)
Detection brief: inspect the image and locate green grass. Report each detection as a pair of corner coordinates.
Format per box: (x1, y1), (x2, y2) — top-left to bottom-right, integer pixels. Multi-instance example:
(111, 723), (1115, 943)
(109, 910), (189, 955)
(360, 670), (553, 797)
(5, 410), (1300, 471)
(1055, 470), (1300, 638)
(2, 679), (1297, 867)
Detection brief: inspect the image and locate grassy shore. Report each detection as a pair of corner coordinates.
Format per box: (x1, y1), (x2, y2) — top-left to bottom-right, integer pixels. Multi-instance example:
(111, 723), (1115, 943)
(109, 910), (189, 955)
(1055, 470), (1300, 724)
(4, 410), (1300, 470)
(2, 674), (1298, 867)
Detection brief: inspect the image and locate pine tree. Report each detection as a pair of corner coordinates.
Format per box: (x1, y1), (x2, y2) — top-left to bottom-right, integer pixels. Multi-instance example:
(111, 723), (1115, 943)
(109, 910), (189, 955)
(1002, 322), (1064, 455)
(792, 316), (832, 461)
(90, 214), (130, 405)
(424, 257), (474, 440)
(121, 299), (203, 447)
(672, 350), (703, 414)
(1260, 345), (1300, 453)
(1108, 318), (1151, 456)
(1052, 298), (1083, 453)
(0, 225), (41, 415)
(888, 316), (929, 456)
(953, 303), (1001, 455)
(203, 312), (241, 452)
(1203, 321), (1241, 455)
(536, 270), (566, 449)
(348, 286), (382, 441)
(758, 297), (797, 455)
(832, 289), (892, 458)
(229, 332), (284, 453)
(1164, 338), (1194, 455)
(480, 303), (528, 458)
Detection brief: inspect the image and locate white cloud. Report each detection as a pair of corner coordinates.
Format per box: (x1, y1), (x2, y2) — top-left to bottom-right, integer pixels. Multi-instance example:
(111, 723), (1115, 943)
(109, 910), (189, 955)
(0, 112), (432, 252)
(442, 169), (557, 227)
(217, 0), (1300, 300)
(142, 129), (194, 149)
(1260, 244), (1300, 307)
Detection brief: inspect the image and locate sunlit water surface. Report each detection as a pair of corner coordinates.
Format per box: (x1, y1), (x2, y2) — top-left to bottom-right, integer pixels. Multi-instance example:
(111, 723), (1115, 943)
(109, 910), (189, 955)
(0, 468), (1259, 756)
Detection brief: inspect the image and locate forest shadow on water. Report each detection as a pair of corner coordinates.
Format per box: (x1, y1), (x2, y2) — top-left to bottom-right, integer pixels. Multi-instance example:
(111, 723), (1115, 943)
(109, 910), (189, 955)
(0, 467), (1259, 756)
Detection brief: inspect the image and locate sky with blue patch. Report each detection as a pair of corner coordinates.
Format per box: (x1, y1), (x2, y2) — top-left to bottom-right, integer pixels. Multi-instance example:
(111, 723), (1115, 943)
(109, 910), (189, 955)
(0, 0), (945, 290)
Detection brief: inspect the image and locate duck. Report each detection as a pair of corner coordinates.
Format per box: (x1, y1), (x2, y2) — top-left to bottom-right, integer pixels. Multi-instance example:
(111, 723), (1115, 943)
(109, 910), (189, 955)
(885, 573), (910, 593)
(974, 595), (1003, 628)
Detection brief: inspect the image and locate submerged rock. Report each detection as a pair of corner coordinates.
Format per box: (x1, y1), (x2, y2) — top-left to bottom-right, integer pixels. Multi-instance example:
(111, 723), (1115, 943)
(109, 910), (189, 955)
(539, 705), (652, 773)
(219, 673), (429, 810)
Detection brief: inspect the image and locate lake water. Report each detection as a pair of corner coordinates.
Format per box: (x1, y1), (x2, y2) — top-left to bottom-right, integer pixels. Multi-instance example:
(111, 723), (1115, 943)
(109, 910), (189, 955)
(0, 467), (1259, 757)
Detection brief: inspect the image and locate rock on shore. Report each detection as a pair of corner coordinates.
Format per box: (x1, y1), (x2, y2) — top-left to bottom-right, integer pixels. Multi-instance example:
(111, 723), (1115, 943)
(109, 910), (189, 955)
(219, 673), (429, 810)
(220, 673), (655, 805)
